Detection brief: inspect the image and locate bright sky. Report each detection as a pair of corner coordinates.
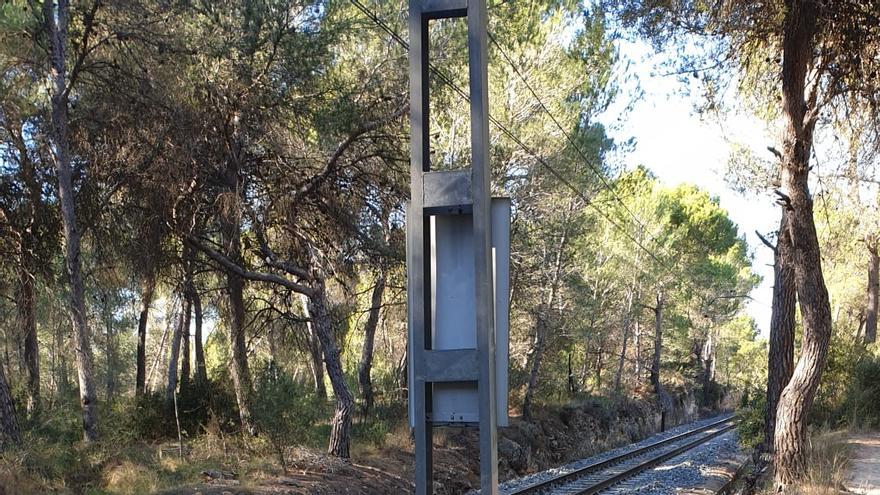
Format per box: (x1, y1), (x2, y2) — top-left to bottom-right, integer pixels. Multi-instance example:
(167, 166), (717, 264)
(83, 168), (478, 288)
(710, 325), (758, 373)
(600, 40), (779, 338)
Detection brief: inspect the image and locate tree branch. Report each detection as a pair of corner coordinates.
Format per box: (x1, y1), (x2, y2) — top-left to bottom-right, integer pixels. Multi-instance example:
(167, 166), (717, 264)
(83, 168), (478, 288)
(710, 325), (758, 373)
(185, 233), (314, 297)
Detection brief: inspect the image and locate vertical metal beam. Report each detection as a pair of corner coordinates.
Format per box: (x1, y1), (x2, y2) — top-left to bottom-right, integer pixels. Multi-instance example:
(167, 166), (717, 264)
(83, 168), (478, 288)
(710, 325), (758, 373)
(408, 2), (433, 494)
(467, 0), (499, 493)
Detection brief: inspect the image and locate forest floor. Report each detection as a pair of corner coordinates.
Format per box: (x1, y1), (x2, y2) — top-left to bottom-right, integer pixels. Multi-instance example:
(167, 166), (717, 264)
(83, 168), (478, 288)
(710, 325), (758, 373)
(844, 432), (880, 494)
(155, 398), (704, 495)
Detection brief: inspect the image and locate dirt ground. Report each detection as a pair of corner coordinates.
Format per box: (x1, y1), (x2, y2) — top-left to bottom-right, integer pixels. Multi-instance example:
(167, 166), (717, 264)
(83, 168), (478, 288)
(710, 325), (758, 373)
(845, 432), (880, 495)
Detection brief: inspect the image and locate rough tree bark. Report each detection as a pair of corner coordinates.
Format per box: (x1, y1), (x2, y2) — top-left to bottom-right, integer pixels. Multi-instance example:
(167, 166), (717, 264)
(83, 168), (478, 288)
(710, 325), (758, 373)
(649, 292), (672, 431)
(191, 280), (208, 387)
(0, 363), (20, 448)
(220, 131), (255, 435)
(180, 248), (194, 396)
(304, 278), (354, 458)
(774, 0), (834, 487)
(135, 273), (156, 396)
(358, 272), (386, 413)
(13, 123), (41, 417)
(760, 212), (796, 452)
(18, 244), (39, 417)
(179, 294), (192, 397)
(866, 237), (878, 344)
(165, 294), (189, 411)
(302, 295), (327, 399)
(43, 0), (99, 442)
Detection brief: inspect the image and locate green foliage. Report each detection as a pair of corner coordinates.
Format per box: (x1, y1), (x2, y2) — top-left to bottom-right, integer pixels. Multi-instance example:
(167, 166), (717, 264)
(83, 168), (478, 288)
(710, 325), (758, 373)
(735, 389), (766, 450)
(840, 356), (880, 429)
(252, 362), (324, 452)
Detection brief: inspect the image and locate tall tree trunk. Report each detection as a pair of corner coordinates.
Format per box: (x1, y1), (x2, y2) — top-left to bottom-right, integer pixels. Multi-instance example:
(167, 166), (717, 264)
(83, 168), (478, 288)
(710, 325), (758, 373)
(358, 272), (386, 413)
(191, 283), (208, 387)
(104, 299), (116, 400)
(650, 292), (672, 431)
(523, 218), (571, 420)
(763, 211), (796, 452)
(634, 318), (641, 379)
(699, 333), (717, 406)
(8, 115), (42, 417)
(55, 321), (69, 398)
(146, 321), (171, 393)
(522, 306), (548, 421)
(180, 248), (194, 396)
(220, 135), (254, 435)
(305, 279), (354, 458)
(179, 294), (192, 397)
(614, 287), (635, 393)
(866, 237), (878, 344)
(43, 0), (98, 442)
(165, 295), (188, 411)
(136, 273), (156, 396)
(0, 362), (20, 448)
(302, 294), (327, 399)
(18, 248), (39, 417)
(774, 1), (833, 487)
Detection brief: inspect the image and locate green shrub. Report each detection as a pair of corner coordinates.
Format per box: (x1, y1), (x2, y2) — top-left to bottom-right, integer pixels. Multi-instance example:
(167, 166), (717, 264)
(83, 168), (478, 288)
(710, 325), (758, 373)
(736, 389), (765, 450)
(841, 356), (880, 428)
(251, 362), (324, 469)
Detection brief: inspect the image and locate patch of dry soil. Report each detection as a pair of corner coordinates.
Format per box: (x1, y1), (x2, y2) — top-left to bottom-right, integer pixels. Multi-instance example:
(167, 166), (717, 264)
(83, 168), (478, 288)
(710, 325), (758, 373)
(846, 432), (880, 495)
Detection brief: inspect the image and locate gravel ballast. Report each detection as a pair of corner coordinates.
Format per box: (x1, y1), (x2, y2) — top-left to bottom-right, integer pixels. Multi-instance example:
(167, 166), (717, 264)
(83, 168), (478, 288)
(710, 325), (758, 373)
(481, 413), (735, 495)
(603, 430), (743, 495)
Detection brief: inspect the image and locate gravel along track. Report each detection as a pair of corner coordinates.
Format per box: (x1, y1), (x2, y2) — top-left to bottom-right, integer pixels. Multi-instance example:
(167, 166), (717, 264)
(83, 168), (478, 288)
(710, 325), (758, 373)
(481, 414), (735, 495)
(601, 430), (742, 495)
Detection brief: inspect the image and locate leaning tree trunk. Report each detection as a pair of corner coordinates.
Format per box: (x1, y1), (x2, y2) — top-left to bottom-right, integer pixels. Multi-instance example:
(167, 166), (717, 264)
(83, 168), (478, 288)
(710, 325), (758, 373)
(649, 292), (672, 431)
(866, 238), (878, 344)
(305, 279), (354, 458)
(136, 273), (156, 396)
(358, 272), (386, 414)
(0, 362), (20, 448)
(764, 211), (796, 452)
(44, 0), (98, 442)
(774, 1), (833, 488)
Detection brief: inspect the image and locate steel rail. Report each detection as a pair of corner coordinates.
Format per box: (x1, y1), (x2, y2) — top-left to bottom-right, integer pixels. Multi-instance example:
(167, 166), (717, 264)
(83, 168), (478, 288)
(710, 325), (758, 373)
(509, 416), (737, 495)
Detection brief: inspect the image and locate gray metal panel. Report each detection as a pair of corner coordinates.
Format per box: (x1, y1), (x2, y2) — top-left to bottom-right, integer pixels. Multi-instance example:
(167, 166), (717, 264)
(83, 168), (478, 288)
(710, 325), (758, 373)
(492, 198), (511, 427)
(428, 200), (510, 426)
(422, 349), (479, 382)
(421, 0), (467, 18)
(423, 170), (472, 214)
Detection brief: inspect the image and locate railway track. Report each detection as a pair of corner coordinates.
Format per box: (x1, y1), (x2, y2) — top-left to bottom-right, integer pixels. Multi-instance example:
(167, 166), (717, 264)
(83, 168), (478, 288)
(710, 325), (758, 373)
(507, 416), (737, 495)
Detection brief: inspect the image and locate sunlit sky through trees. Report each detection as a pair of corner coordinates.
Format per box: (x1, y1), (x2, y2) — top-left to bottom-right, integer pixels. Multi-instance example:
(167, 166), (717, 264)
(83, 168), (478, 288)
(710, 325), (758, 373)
(599, 39), (780, 337)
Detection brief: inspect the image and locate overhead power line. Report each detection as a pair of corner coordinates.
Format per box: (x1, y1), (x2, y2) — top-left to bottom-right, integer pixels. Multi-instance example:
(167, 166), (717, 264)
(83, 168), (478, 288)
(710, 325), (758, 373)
(348, 0), (737, 300)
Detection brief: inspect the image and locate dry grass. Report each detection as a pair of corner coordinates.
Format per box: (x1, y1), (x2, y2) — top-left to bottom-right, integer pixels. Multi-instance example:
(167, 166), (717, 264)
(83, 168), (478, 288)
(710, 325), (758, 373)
(759, 429), (851, 495)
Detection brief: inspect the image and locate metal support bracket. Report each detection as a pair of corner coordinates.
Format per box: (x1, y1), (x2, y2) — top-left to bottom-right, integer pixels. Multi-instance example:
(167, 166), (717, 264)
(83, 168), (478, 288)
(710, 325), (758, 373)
(407, 1), (503, 494)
